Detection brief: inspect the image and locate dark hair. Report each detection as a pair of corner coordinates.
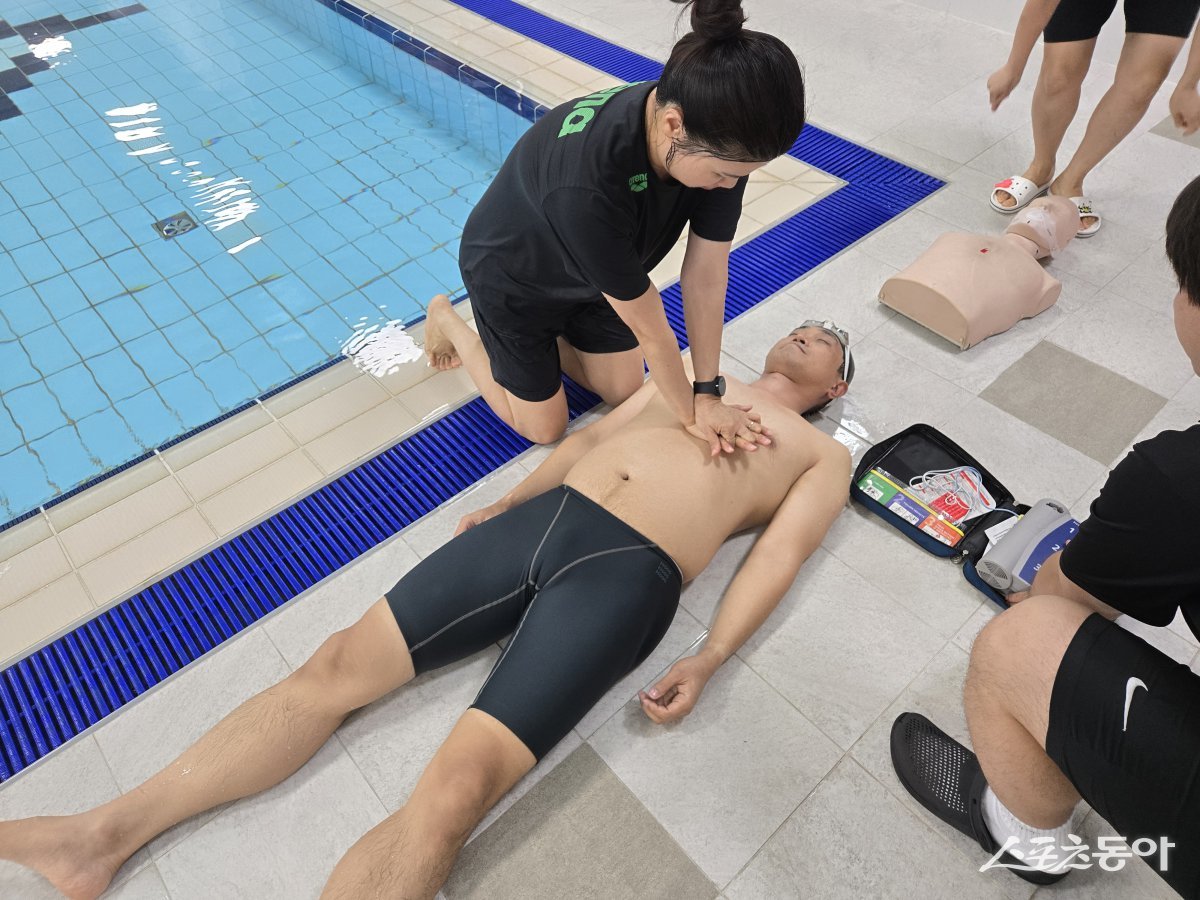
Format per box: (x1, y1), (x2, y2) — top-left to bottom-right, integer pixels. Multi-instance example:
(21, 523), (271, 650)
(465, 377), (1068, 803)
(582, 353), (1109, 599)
(657, 0), (805, 163)
(1166, 175), (1200, 307)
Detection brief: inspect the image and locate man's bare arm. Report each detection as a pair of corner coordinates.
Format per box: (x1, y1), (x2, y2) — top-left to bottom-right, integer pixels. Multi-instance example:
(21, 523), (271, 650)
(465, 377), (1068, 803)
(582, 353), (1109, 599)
(1008, 551), (1120, 619)
(640, 439), (851, 722)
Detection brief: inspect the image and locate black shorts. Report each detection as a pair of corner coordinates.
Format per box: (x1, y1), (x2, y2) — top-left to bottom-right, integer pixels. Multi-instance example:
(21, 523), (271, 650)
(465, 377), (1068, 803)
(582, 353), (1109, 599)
(1045, 0), (1200, 42)
(1046, 614), (1200, 896)
(464, 273), (640, 404)
(384, 485), (682, 760)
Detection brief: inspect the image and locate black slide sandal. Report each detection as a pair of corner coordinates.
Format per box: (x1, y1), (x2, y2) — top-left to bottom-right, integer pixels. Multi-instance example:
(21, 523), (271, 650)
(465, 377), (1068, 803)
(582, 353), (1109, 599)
(890, 712), (1069, 886)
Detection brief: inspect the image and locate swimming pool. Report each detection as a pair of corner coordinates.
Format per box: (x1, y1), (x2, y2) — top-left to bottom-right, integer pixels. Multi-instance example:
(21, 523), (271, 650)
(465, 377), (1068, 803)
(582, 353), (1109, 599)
(0, 0), (530, 525)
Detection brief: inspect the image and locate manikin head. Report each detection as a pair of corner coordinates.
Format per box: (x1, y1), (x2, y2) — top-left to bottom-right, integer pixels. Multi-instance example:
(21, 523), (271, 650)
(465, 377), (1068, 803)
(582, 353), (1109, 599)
(1003, 195), (1082, 258)
(649, 0), (806, 190)
(1168, 176), (1200, 374)
(758, 321), (853, 415)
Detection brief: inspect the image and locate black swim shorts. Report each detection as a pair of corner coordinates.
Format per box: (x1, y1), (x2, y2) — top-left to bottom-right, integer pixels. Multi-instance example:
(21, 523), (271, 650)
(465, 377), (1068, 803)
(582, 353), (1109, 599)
(463, 273), (640, 404)
(1045, 613), (1200, 896)
(1045, 0), (1200, 43)
(385, 485), (682, 760)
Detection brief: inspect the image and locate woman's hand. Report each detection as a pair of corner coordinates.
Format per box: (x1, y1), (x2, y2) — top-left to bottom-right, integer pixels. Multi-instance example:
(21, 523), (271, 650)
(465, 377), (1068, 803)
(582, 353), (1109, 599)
(987, 63), (1022, 111)
(687, 396), (771, 456)
(1170, 85), (1200, 135)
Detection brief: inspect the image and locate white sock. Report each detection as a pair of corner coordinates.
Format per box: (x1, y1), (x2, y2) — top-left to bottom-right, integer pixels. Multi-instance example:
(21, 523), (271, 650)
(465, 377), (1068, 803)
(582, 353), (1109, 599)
(982, 786), (1078, 873)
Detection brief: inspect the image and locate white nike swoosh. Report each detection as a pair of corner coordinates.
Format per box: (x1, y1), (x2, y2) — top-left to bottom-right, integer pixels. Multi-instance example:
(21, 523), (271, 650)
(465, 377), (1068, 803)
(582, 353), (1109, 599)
(1123, 677), (1147, 732)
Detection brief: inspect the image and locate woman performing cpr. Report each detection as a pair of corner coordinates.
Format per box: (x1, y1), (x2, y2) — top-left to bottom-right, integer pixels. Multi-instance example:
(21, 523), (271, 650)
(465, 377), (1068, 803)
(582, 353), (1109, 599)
(421, 0), (806, 453)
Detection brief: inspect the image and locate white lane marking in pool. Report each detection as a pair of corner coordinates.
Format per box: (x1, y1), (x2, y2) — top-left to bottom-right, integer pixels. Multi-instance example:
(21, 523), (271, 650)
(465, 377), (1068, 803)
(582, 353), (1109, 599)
(129, 143), (173, 157)
(106, 102), (158, 116)
(193, 177), (259, 231)
(341, 321), (424, 377)
(30, 36), (72, 59)
(113, 127), (165, 142)
(109, 117), (160, 128)
(227, 236), (262, 254)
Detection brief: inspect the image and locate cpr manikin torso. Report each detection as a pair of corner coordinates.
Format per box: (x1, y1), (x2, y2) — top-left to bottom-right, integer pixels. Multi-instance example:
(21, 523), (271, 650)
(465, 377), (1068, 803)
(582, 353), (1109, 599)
(879, 196), (1082, 349)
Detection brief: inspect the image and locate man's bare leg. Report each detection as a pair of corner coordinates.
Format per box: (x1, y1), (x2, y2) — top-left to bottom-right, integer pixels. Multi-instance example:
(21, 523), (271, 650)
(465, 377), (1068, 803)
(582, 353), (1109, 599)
(1050, 32), (1186, 227)
(423, 294), (569, 444)
(0, 600), (415, 900)
(963, 595), (1090, 828)
(996, 39), (1096, 209)
(321, 708), (535, 900)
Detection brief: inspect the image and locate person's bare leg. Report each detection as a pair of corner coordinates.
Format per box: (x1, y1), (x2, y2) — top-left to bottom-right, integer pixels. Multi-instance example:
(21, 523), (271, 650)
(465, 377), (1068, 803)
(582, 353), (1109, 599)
(557, 338), (645, 407)
(996, 39), (1096, 208)
(321, 708), (535, 900)
(0, 599), (414, 900)
(963, 595), (1091, 828)
(1051, 32), (1186, 227)
(424, 294), (568, 444)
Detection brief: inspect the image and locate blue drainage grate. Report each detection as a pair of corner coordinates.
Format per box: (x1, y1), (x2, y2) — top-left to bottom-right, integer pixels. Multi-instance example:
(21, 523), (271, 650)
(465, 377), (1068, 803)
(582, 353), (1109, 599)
(0, 1), (942, 782)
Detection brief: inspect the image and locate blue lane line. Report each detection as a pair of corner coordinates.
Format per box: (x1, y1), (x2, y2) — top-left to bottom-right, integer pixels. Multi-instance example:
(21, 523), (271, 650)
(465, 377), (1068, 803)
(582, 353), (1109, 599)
(0, 0), (941, 782)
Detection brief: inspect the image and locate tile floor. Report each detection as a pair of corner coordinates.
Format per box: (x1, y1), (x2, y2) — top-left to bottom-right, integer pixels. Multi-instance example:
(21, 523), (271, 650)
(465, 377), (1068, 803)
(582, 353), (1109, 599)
(2, 0), (1199, 898)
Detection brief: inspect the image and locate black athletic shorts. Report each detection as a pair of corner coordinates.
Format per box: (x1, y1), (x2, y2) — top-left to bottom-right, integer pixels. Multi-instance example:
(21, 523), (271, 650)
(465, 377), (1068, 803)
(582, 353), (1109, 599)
(1045, 0), (1200, 42)
(464, 272), (640, 404)
(385, 485), (682, 760)
(1046, 614), (1200, 896)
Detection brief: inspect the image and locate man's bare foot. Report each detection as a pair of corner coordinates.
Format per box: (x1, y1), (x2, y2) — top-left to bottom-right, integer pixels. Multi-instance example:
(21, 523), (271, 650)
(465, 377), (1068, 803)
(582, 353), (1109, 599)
(1048, 177), (1099, 230)
(0, 814), (127, 900)
(994, 163), (1055, 208)
(423, 295), (462, 371)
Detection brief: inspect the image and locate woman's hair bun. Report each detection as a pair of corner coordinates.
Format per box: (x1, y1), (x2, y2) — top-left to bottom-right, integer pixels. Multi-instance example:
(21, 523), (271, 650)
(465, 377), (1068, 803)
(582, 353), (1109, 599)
(673, 0), (746, 42)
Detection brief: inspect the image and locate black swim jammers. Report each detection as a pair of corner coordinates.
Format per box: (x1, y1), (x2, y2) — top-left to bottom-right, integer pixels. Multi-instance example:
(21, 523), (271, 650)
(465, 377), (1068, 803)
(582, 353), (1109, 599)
(385, 485), (683, 760)
(1045, 0), (1200, 43)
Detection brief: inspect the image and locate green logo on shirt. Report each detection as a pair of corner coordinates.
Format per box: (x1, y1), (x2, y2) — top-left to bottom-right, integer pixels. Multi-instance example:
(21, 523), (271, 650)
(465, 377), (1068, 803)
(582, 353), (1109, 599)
(628, 173), (648, 193)
(557, 83), (639, 138)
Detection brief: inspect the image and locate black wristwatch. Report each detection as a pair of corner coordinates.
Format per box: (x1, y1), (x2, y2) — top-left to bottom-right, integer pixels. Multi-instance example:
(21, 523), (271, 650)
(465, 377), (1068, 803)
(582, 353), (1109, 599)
(693, 376), (726, 397)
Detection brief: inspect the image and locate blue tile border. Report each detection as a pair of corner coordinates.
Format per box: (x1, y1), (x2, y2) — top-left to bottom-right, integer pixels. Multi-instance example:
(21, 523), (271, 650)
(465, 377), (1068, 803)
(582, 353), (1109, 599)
(0, 1), (942, 782)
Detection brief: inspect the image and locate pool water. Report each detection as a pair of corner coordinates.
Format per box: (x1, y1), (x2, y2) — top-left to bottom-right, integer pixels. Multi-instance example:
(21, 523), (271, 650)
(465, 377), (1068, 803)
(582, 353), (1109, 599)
(0, 0), (529, 524)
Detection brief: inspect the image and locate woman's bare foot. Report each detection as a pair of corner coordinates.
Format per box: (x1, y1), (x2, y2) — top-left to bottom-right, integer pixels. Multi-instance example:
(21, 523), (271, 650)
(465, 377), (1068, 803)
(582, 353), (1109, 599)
(994, 162), (1055, 208)
(423, 295), (462, 371)
(0, 814), (128, 900)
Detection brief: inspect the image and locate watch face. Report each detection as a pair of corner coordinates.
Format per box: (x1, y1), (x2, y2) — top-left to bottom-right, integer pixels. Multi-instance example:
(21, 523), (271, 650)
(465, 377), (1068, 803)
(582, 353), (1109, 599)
(716, 375), (726, 396)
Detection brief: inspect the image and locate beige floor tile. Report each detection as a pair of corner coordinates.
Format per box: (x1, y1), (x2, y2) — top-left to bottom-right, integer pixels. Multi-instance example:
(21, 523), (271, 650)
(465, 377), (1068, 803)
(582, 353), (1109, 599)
(0, 513), (52, 563)
(446, 745), (717, 900)
(57, 476), (193, 569)
(260, 362), (360, 419)
(276, 375), (392, 445)
(172, 422), (300, 502)
(546, 55), (601, 85)
(199, 451), (325, 536)
(0, 574), (92, 666)
(306, 400), (421, 474)
(649, 239), (687, 287)
(403, 0), (456, 20)
(449, 29), (502, 62)
(519, 67), (579, 104)
(414, 14), (467, 44)
(474, 21), (525, 48)
(45, 457), (172, 532)
(373, 356), (439, 396)
(396, 367), (478, 422)
(0, 534), (72, 611)
(79, 509), (216, 606)
(513, 39), (562, 67)
(160, 405), (273, 471)
(482, 47), (541, 78)
(441, 7), (486, 30)
(744, 182), (818, 228)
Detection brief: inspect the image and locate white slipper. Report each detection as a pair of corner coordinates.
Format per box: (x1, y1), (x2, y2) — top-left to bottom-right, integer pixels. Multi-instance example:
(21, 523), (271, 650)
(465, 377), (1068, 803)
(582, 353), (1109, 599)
(989, 175), (1050, 214)
(1070, 196), (1102, 237)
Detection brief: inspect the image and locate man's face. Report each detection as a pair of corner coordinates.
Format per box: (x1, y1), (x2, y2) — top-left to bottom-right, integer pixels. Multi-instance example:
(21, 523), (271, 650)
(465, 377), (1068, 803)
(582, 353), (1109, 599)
(763, 325), (846, 387)
(1174, 289), (1200, 375)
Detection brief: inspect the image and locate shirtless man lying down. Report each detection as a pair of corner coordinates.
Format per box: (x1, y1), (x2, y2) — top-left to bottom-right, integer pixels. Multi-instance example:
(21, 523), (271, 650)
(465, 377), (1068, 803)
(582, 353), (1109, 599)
(0, 320), (854, 900)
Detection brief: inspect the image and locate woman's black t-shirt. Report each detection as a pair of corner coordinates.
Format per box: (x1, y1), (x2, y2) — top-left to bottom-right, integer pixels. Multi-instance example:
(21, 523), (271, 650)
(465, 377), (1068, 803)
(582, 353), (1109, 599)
(458, 81), (747, 304)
